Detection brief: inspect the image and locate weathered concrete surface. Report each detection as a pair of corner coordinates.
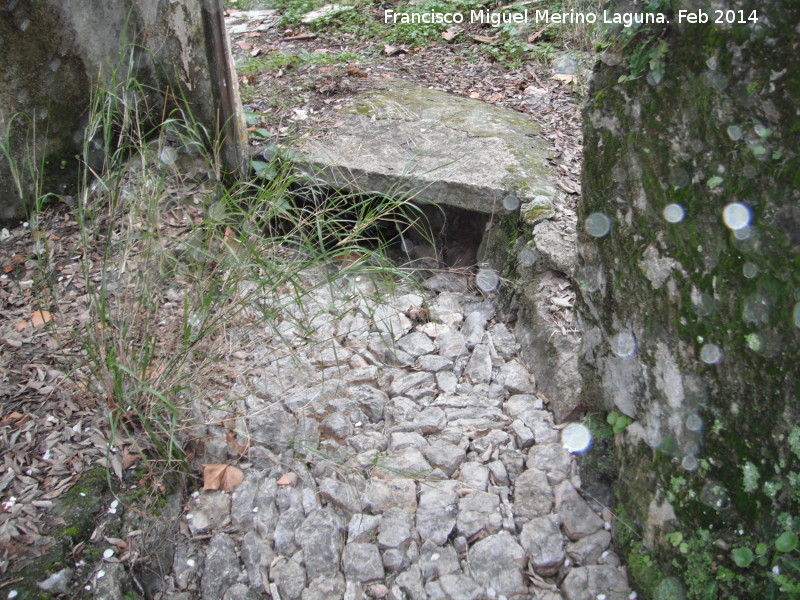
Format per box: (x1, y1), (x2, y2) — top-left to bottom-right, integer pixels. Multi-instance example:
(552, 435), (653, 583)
(0, 0), (246, 222)
(479, 198), (581, 423)
(514, 272), (581, 423)
(580, 1), (800, 597)
(297, 78), (557, 214)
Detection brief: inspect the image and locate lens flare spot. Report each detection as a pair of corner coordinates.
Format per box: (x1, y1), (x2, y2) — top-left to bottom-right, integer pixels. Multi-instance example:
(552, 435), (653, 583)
(518, 247), (539, 267)
(502, 193), (521, 211)
(700, 481), (730, 509)
(733, 225), (754, 240)
(754, 123), (771, 138)
(475, 268), (500, 292)
(645, 428), (662, 449)
(578, 265), (602, 293)
(682, 455), (699, 472)
(663, 203), (685, 223)
(722, 202), (751, 231)
(585, 212), (612, 238)
(654, 577), (687, 600)
(686, 413), (703, 432)
(727, 124), (743, 141)
(562, 423), (592, 453)
(692, 292), (716, 317)
(700, 343), (723, 365)
(742, 262), (760, 278)
(611, 332), (637, 358)
(743, 293), (771, 325)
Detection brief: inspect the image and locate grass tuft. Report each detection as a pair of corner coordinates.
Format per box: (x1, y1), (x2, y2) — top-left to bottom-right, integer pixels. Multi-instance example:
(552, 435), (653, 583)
(8, 47), (429, 480)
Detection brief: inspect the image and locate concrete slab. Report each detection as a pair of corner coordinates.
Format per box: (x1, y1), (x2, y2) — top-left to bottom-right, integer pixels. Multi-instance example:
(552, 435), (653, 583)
(296, 79), (557, 215)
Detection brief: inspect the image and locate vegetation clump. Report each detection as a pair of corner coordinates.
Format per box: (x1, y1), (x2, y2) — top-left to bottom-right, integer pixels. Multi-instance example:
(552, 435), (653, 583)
(253, 0), (603, 67)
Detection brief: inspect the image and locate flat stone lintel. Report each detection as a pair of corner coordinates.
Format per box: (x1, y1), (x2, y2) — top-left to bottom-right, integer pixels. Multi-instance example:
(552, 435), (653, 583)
(296, 78), (557, 215)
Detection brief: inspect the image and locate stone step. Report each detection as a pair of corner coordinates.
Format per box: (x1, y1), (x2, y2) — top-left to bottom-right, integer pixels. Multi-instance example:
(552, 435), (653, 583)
(293, 78), (558, 218)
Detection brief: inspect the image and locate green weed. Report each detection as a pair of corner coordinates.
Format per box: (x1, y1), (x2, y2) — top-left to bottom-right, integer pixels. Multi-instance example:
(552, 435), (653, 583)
(224, 0), (272, 9)
(258, 0), (602, 67)
(11, 47), (429, 481)
(607, 410), (633, 435)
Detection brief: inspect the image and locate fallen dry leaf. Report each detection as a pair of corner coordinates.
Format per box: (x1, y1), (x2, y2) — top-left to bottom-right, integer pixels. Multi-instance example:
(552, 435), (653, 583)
(383, 44), (406, 57)
(557, 180), (578, 194)
(4, 254), (26, 273)
(121, 448), (139, 469)
(1, 411), (30, 427)
(110, 452), (123, 481)
(30, 310), (54, 328)
(104, 536), (128, 549)
(550, 296), (573, 308)
(346, 65), (368, 78)
(552, 73), (578, 85)
(223, 226), (237, 248)
(225, 432), (249, 458)
(202, 464), (244, 492)
(441, 27), (459, 42)
(277, 472), (298, 486)
(283, 32), (317, 41)
(527, 28), (546, 43)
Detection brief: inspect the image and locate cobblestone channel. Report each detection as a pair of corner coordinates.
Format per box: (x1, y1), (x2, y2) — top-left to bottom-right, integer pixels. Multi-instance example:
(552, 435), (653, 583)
(156, 268), (633, 600)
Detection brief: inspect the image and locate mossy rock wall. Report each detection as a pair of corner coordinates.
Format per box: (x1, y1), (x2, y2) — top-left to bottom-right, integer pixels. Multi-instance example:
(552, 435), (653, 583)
(579, 1), (800, 597)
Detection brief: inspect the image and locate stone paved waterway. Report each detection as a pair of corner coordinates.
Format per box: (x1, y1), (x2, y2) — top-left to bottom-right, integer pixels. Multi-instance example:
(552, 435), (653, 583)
(157, 267), (633, 600)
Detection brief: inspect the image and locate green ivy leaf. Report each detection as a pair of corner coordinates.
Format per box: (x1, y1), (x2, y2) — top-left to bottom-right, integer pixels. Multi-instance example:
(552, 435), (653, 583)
(666, 531), (683, 546)
(755, 542), (768, 556)
(776, 531), (798, 553)
(732, 547), (754, 567)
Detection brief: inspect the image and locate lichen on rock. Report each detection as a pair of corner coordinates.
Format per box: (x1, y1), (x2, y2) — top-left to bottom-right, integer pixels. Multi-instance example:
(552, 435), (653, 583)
(579, 0), (800, 596)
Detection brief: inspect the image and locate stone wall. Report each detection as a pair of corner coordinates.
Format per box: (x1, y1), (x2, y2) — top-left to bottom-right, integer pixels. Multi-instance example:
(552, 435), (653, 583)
(579, 0), (800, 596)
(0, 0), (245, 222)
